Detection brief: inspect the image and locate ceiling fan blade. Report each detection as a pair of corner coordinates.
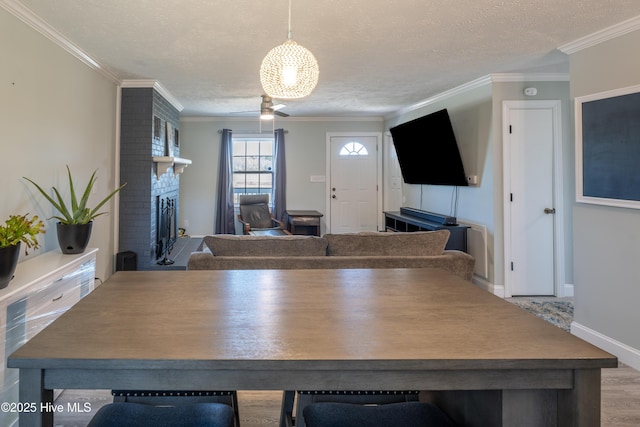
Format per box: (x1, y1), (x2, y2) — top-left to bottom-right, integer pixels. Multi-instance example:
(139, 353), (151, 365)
(230, 95), (290, 118)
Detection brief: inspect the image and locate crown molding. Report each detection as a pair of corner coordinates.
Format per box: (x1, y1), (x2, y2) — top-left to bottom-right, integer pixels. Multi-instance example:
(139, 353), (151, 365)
(120, 80), (184, 112)
(388, 75), (492, 120)
(387, 72), (568, 120)
(558, 14), (640, 54)
(490, 72), (569, 82)
(2, 0), (183, 111)
(1, 0), (120, 84)
(181, 115), (383, 122)
(276, 116), (384, 122)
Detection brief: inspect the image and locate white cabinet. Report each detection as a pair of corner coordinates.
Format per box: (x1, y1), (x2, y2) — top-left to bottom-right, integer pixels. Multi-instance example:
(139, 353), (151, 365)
(0, 248), (97, 427)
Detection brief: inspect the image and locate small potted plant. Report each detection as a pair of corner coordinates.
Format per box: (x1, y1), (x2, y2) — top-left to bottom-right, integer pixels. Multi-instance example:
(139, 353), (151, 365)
(24, 166), (126, 254)
(0, 213), (45, 289)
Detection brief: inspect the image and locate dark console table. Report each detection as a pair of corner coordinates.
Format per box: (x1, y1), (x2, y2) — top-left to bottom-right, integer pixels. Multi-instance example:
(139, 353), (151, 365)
(285, 210), (323, 236)
(384, 207), (469, 252)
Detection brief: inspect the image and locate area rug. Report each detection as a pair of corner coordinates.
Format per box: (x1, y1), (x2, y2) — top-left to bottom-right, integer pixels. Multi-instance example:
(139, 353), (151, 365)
(508, 298), (573, 332)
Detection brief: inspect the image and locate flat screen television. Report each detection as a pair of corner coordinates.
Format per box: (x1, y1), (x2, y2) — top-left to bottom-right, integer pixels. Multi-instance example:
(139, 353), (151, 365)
(390, 109), (468, 186)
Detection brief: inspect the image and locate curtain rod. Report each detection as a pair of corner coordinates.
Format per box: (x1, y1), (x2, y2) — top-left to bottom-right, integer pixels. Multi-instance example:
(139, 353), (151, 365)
(217, 129), (288, 134)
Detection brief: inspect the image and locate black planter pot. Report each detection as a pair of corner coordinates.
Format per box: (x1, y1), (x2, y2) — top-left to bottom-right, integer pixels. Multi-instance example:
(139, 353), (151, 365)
(57, 222), (93, 254)
(0, 242), (21, 289)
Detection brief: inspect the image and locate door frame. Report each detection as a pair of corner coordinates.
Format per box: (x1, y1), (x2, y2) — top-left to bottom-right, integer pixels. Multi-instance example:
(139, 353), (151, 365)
(502, 100), (566, 297)
(325, 132), (383, 233)
(383, 132), (403, 212)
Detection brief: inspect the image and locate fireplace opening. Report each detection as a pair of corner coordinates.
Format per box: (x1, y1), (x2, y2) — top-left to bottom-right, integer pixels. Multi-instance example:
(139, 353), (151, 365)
(156, 197), (177, 265)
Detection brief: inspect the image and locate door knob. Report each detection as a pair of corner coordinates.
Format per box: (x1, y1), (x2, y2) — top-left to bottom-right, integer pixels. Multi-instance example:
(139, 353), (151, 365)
(544, 208), (556, 214)
(332, 195), (336, 199)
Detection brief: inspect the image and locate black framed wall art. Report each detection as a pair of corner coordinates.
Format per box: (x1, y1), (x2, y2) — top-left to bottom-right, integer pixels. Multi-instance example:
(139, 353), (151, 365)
(575, 83), (640, 209)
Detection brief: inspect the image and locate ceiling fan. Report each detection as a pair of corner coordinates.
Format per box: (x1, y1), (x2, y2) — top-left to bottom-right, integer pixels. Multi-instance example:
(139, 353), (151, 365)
(260, 94), (289, 119)
(233, 94), (289, 119)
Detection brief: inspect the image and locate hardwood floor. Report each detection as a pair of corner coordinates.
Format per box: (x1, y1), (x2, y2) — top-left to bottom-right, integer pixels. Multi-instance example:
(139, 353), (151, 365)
(602, 363), (640, 426)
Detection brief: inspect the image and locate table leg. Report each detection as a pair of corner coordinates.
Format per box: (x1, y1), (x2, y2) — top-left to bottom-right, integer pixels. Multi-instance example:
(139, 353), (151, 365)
(424, 384), (594, 427)
(18, 368), (53, 427)
(558, 368), (601, 427)
(280, 390), (295, 427)
(502, 389), (557, 426)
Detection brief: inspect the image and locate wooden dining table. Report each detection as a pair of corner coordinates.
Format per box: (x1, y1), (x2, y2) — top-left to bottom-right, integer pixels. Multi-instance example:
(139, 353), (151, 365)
(9, 268), (616, 426)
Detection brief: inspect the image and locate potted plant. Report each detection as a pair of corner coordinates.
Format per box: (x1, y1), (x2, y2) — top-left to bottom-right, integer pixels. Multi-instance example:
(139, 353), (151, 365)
(24, 166), (126, 254)
(0, 213), (45, 289)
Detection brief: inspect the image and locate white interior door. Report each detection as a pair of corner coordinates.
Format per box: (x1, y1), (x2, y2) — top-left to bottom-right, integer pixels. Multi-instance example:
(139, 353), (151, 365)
(328, 134), (379, 233)
(503, 101), (563, 296)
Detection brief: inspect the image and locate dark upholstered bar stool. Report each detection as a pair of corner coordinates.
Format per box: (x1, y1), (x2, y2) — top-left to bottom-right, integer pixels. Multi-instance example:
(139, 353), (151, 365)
(111, 390), (239, 426)
(87, 402), (234, 427)
(302, 401), (457, 427)
(281, 390), (419, 427)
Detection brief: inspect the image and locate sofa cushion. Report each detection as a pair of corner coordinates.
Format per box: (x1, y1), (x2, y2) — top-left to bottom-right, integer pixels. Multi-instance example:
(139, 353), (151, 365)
(324, 230), (450, 256)
(203, 235), (328, 257)
(187, 251), (476, 281)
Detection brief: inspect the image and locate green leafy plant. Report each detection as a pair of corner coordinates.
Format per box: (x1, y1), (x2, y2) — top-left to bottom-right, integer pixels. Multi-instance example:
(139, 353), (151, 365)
(24, 166), (126, 225)
(0, 214), (45, 253)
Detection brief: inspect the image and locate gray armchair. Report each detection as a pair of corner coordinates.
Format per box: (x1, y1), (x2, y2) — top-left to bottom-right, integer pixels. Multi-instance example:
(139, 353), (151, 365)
(237, 194), (288, 235)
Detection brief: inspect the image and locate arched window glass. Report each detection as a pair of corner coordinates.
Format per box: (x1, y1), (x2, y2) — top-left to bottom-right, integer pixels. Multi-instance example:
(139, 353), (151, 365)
(339, 142), (368, 156)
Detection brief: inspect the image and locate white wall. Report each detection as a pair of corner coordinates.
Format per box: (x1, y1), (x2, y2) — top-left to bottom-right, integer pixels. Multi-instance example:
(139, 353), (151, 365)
(179, 118), (384, 236)
(491, 80), (573, 289)
(1, 9), (119, 282)
(569, 29), (640, 364)
(384, 78), (572, 291)
(385, 84), (496, 283)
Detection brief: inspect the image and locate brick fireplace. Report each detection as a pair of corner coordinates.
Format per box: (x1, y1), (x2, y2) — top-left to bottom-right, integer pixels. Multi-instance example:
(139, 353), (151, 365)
(118, 86), (184, 270)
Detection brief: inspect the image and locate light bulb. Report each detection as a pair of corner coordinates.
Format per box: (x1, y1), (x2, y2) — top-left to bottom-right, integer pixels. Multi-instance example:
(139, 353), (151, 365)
(282, 65), (298, 87)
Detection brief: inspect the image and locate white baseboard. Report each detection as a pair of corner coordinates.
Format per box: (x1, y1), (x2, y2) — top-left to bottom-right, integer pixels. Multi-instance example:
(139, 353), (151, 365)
(571, 321), (640, 371)
(473, 275), (504, 298)
(474, 279), (573, 299)
(561, 283), (574, 298)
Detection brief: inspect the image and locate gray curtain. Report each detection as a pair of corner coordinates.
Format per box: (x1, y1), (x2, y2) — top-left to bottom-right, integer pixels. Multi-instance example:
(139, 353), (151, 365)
(215, 129), (236, 234)
(272, 128), (287, 222)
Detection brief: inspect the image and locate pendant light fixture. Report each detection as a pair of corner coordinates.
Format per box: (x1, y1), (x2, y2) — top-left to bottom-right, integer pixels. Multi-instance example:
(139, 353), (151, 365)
(260, 0), (319, 99)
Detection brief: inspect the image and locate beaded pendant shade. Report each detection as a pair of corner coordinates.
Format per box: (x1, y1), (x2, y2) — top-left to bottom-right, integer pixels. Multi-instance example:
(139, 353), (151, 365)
(260, 0), (319, 99)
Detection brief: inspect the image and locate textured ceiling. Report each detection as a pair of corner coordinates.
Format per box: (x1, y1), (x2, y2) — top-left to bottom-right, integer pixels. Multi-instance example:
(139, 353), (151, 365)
(9, 0), (640, 118)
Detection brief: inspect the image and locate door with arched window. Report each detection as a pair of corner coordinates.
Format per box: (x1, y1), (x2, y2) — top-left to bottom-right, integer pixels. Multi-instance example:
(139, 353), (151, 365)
(328, 134), (381, 233)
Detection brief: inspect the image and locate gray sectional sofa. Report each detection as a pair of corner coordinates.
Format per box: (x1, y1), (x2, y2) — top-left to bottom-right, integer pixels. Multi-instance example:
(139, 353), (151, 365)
(187, 230), (475, 281)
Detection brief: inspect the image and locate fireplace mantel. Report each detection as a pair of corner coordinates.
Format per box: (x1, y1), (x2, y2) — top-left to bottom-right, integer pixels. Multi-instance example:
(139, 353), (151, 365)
(152, 156), (192, 178)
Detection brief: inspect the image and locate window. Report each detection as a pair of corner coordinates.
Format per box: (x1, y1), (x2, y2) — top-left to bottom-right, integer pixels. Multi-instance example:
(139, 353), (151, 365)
(232, 137), (274, 204)
(339, 141), (368, 156)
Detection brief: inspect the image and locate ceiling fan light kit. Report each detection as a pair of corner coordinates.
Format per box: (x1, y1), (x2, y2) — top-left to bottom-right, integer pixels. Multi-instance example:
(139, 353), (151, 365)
(260, 0), (319, 99)
(260, 108), (275, 121)
(260, 94), (287, 120)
